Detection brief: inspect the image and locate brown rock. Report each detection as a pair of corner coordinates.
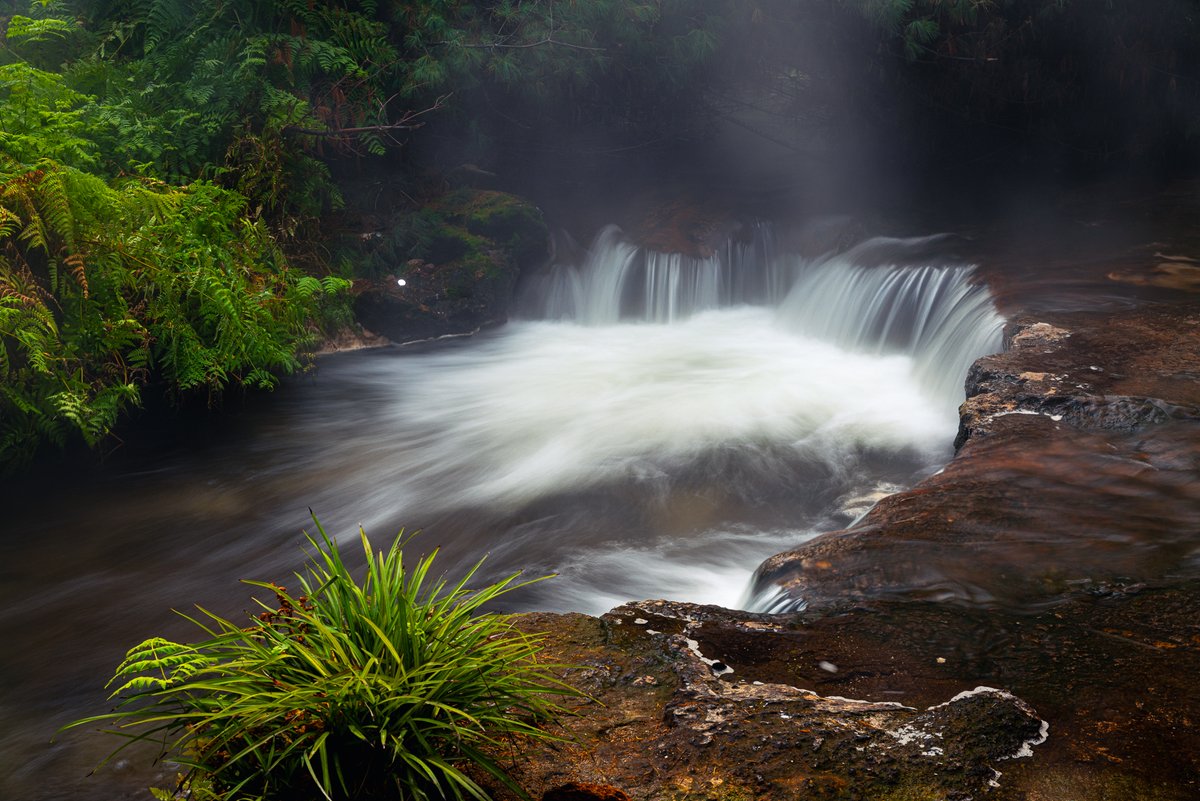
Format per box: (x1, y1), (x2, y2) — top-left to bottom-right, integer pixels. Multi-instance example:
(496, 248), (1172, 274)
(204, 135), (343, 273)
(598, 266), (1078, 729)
(494, 605), (1048, 801)
(543, 782), (631, 801)
(496, 582), (1200, 801)
(751, 302), (1200, 614)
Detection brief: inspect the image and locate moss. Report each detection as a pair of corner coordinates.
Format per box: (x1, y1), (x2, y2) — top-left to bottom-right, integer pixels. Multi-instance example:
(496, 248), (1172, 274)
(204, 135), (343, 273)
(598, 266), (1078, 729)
(437, 189), (548, 270)
(344, 189), (544, 280)
(423, 226), (490, 266)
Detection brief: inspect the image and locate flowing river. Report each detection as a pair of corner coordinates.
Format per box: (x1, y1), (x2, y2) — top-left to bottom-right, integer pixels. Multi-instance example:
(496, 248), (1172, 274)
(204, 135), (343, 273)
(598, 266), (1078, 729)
(3, 223), (1009, 799)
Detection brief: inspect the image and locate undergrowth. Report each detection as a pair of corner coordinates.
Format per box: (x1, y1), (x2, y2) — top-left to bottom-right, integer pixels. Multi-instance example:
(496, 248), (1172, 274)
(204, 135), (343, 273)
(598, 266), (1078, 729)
(65, 520), (575, 801)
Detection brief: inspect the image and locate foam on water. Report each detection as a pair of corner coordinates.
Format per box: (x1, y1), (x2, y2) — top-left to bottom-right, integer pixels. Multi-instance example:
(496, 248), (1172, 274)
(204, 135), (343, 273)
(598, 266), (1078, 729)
(373, 307), (954, 515)
(305, 224), (1006, 613)
(540, 525), (820, 615)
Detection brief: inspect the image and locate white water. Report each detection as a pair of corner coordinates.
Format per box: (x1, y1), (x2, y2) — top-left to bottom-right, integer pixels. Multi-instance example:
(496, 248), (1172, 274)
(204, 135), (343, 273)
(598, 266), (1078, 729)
(383, 310), (952, 514)
(308, 224), (1005, 613)
(526, 225), (1004, 411)
(92, 223), (1001, 617)
(778, 253), (1003, 409)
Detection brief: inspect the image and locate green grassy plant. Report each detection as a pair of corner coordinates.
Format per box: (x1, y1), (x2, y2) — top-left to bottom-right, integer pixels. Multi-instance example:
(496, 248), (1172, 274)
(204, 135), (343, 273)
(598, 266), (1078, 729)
(67, 521), (574, 801)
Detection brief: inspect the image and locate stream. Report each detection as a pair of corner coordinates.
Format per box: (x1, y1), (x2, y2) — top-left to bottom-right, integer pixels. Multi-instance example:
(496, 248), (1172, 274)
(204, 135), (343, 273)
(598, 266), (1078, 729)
(0, 212), (1175, 800)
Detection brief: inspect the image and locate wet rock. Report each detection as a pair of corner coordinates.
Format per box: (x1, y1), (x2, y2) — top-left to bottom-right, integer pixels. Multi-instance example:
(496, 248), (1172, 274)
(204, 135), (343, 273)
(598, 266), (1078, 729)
(494, 605), (1048, 801)
(957, 309), (1200, 448)
(500, 584), (1200, 801)
(1108, 251), (1200, 292)
(542, 782), (631, 801)
(311, 325), (390, 355)
(752, 301), (1200, 613)
(628, 197), (741, 258)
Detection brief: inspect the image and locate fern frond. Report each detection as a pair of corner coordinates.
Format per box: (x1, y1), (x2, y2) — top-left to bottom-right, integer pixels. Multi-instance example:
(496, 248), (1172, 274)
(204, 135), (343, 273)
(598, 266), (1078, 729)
(5, 15), (75, 43)
(64, 254), (88, 298)
(141, 0), (195, 53)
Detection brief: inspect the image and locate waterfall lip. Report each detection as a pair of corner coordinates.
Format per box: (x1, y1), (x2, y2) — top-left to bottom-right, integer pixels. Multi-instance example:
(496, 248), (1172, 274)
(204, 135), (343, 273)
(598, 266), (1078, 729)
(521, 223), (1004, 384)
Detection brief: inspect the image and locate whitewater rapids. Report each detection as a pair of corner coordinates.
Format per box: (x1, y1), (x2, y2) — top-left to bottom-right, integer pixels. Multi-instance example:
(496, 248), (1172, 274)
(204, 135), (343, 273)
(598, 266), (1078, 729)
(290, 226), (1005, 612)
(377, 309), (952, 513)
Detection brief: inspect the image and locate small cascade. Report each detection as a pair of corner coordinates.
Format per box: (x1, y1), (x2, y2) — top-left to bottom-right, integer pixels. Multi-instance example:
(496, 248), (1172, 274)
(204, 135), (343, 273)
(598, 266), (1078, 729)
(523, 223), (788, 323)
(521, 224), (1005, 409)
(642, 250), (724, 322)
(777, 241), (1004, 409)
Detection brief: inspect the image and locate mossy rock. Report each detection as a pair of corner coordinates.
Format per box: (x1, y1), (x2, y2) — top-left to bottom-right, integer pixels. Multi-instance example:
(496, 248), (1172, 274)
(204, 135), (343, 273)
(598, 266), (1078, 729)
(416, 225), (492, 269)
(344, 189), (546, 278)
(436, 189), (548, 271)
(345, 188), (549, 343)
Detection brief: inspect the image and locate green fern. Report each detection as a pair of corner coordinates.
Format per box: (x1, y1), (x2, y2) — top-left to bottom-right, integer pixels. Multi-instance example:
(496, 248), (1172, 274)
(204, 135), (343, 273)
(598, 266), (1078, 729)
(5, 15), (76, 43)
(0, 158), (344, 469)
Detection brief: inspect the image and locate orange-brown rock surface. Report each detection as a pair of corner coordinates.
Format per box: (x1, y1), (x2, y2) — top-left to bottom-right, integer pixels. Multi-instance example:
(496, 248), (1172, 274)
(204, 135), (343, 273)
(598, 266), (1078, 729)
(498, 297), (1200, 801)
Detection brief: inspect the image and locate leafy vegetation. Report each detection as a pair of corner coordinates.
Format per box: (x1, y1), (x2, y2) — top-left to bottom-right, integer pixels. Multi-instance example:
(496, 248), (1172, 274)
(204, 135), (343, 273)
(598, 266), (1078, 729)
(0, 5), (356, 468)
(0, 154), (348, 465)
(67, 522), (573, 801)
(2, 0), (1198, 468)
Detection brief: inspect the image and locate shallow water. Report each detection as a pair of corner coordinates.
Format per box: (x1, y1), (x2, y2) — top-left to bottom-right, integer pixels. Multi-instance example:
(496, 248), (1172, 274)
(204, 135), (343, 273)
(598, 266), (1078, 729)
(1, 225), (1010, 800)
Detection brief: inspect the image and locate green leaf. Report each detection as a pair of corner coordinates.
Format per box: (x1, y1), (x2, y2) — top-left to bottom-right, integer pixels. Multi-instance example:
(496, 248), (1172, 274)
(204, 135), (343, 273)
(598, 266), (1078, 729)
(5, 15), (74, 43)
(62, 520), (579, 801)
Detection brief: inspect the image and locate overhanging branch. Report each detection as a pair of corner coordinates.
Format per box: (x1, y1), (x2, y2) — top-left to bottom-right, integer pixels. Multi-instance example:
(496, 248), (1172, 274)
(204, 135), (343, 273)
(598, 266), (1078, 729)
(282, 94), (451, 143)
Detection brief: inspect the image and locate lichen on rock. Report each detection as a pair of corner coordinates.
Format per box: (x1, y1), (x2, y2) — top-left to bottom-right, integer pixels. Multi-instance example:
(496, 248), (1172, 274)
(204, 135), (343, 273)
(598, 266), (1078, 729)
(493, 604), (1048, 801)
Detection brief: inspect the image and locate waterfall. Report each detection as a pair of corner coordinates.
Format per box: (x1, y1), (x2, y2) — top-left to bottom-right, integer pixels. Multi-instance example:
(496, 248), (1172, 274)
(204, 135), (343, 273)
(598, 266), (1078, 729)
(290, 219), (1009, 615)
(521, 226), (1005, 411)
(776, 240), (1005, 410)
(525, 223), (791, 324)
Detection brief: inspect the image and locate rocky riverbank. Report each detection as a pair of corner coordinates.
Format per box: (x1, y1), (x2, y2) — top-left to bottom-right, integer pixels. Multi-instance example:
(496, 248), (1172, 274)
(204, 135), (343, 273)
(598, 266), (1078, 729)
(349, 189), (549, 344)
(340, 189), (1200, 799)
(489, 294), (1200, 801)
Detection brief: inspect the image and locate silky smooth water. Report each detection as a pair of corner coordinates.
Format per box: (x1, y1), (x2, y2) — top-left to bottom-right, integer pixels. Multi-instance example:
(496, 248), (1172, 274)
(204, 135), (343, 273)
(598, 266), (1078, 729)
(0, 226), (1006, 800)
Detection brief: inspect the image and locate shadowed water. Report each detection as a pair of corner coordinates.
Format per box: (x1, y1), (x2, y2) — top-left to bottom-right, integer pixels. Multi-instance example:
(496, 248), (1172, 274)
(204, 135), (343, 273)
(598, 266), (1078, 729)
(0, 226), (1005, 800)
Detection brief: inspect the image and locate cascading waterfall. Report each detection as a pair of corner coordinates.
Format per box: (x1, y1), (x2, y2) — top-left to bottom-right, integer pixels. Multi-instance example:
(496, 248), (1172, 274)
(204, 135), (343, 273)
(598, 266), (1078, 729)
(776, 247), (1004, 409)
(527, 222), (791, 324)
(255, 220), (1005, 616)
(522, 225), (1004, 412)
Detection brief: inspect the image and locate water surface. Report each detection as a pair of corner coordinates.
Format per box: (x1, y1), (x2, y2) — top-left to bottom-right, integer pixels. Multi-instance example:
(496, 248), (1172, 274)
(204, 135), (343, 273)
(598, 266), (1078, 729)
(1, 225), (1006, 800)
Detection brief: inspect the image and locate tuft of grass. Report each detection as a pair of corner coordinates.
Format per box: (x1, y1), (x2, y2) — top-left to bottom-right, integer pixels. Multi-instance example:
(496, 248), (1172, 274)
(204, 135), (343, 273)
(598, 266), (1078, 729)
(65, 519), (575, 801)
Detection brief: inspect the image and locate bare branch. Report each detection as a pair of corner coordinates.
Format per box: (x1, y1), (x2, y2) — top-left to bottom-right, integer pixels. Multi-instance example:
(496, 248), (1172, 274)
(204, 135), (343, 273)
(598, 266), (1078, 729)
(283, 94), (451, 141)
(434, 36), (605, 52)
